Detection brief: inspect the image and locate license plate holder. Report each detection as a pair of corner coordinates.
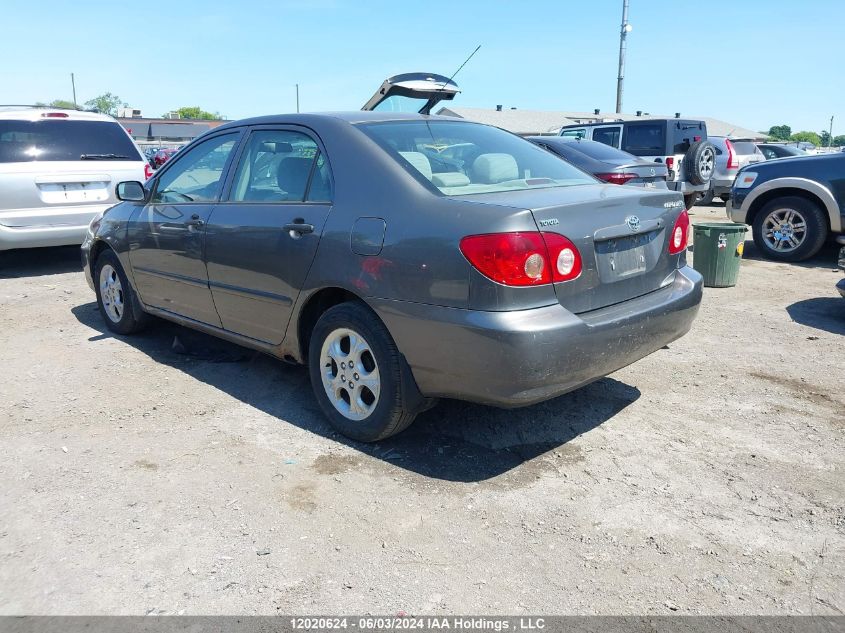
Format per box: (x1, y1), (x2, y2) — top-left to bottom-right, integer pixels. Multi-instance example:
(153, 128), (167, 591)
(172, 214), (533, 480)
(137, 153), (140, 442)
(594, 232), (655, 281)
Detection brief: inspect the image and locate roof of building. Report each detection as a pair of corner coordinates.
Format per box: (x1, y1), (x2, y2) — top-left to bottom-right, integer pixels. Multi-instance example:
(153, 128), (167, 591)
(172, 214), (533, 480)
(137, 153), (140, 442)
(438, 106), (767, 140)
(437, 107), (576, 135)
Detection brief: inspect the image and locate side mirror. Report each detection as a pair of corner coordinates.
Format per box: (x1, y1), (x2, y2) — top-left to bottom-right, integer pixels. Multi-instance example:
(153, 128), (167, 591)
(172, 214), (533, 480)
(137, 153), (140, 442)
(116, 181), (147, 202)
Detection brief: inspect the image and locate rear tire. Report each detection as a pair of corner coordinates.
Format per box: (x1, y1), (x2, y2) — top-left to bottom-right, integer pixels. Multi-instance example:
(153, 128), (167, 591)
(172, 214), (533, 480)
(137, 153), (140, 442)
(751, 195), (828, 262)
(94, 249), (148, 335)
(698, 189), (714, 206)
(684, 193), (699, 210)
(308, 302), (419, 442)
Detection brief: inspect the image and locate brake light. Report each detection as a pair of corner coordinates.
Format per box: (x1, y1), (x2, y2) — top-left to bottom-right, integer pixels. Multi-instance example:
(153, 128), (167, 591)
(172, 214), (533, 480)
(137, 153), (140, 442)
(668, 210), (690, 254)
(459, 232), (582, 286)
(41, 112), (69, 118)
(596, 172), (637, 185)
(144, 163), (153, 180)
(725, 139), (738, 169)
(665, 157), (675, 170)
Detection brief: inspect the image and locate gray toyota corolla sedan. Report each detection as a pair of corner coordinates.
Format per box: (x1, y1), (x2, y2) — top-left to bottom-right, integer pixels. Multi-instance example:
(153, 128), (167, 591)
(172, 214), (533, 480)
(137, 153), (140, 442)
(82, 111), (703, 442)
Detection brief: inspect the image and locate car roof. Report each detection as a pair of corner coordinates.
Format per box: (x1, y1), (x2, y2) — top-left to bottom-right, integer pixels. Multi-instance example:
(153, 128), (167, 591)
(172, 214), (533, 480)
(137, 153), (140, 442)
(213, 111), (467, 132)
(0, 106), (120, 123)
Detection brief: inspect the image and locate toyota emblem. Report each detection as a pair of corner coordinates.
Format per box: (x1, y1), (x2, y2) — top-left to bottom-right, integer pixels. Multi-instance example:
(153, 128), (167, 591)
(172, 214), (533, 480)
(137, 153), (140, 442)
(626, 215), (641, 232)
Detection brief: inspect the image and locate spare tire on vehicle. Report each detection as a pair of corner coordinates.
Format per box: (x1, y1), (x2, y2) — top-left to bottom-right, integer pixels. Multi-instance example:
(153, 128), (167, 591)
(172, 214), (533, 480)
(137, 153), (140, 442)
(685, 140), (716, 186)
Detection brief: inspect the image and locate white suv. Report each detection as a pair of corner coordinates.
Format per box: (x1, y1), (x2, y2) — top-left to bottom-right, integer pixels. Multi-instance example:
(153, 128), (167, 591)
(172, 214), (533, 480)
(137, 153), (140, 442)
(0, 106), (150, 250)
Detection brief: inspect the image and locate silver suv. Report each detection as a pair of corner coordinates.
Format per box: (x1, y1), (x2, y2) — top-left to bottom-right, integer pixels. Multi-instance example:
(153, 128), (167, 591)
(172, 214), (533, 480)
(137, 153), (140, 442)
(559, 118), (716, 209)
(0, 106), (149, 250)
(699, 136), (764, 205)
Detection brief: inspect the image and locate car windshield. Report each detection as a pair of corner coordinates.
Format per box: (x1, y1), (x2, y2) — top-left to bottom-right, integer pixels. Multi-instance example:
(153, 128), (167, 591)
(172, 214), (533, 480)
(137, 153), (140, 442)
(359, 120), (595, 195)
(0, 119), (142, 163)
(731, 141), (759, 155)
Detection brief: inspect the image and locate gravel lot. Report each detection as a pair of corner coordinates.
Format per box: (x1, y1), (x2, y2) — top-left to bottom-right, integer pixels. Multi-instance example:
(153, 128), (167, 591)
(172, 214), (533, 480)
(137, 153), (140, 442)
(1, 205), (843, 615)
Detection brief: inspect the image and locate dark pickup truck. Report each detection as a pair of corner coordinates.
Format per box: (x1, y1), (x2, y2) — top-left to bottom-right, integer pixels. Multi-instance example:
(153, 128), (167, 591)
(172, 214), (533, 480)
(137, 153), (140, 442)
(729, 152), (844, 262)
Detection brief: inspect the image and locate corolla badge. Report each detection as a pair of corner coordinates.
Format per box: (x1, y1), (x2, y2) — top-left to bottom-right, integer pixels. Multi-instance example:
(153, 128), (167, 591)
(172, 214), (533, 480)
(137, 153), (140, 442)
(626, 215), (641, 232)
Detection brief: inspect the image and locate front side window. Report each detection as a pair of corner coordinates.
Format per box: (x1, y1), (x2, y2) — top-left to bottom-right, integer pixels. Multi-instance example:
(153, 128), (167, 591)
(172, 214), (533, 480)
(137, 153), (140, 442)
(359, 120), (595, 196)
(0, 120), (142, 163)
(152, 133), (239, 203)
(560, 128), (586, 139)
(230, 130), (330, 202)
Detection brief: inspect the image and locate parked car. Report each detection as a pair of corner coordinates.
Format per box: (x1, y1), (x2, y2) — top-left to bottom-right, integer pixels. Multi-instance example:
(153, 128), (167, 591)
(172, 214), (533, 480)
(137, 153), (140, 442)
(0, 106), (151, 250)
(729, 152), (844, 261)
(527, 136), (668, 188)
(698, 136), (765, 205)
(153, 147), (178, 168)
(559, 118), (715, 210)
(82, 111), (703, 442)
(837, 237), (845, 298)
(757, 143), (807, 160)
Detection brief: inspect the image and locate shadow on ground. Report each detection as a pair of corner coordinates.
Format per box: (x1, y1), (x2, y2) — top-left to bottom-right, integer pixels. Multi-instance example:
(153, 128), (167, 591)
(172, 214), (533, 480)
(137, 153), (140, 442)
(0, 245), (82, 278)
(71, 302), (640, 483)
(786, 297), (845, 336)
(739, 239), (841, 270)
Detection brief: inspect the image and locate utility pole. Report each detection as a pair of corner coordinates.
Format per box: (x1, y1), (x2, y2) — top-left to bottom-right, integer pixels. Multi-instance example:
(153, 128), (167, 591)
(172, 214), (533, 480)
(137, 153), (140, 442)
(615, 0), (631, 114)
(829, 115), (834, 148)
(296, 84), (300, 113)
(71, 73), (77, 109)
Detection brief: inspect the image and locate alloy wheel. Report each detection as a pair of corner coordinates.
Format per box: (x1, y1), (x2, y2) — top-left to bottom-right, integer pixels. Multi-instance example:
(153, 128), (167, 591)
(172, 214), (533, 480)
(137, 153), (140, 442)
(762, 208), (807, 252)
(99, 264), (125, 323)
(319, 327), (381, 421)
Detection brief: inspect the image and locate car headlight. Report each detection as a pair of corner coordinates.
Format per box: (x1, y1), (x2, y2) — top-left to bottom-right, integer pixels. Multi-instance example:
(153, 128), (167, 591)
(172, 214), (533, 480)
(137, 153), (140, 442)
(734, 172), (758, 189)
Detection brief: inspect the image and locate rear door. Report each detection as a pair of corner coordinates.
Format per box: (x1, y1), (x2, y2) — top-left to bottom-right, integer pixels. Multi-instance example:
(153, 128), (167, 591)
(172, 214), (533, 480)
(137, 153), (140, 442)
(203, 127), (334, 344)
(127, 131), (242, 326)
(732, 140), (765, 169)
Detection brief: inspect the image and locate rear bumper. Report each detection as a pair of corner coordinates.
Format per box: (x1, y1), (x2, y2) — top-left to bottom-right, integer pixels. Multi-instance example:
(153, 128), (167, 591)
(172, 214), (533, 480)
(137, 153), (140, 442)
(668, 181), (708, 194)
(374, 266), (703, 407)
(0, 203), (110, 251)
(711, 177), (735, 196)
(0, 222), (89, 251)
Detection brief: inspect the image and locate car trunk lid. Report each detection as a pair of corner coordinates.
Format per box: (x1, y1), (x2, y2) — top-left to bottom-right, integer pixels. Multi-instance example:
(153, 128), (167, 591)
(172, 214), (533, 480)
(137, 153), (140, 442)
(457, 185), (687, 313)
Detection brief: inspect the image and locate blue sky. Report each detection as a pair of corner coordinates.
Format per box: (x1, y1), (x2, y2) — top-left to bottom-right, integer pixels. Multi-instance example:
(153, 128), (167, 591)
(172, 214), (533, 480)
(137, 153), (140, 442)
(1, 0), (842, 135)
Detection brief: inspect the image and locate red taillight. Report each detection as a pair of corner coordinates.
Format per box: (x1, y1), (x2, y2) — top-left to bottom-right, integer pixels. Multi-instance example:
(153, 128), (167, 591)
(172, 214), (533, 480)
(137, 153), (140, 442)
(725, 139), (738, 169)
(596, 172), (637, 185)
(459, 232), (582, 287)
(144, 164), (153, 180)
(41, 112), (69, 118)
(665, 157), (675, 170)
(668, 210), (690, 255)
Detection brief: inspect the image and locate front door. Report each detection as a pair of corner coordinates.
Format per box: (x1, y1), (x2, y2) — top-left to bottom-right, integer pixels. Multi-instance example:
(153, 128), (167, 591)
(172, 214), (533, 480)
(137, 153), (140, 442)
(204, 128), (334, 344)
(127, 132), (241, 325)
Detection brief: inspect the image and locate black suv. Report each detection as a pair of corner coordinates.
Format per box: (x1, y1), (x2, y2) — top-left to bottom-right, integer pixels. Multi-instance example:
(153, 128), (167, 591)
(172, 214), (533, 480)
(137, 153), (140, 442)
(559, 118), (716, 209)
(729, 153), (845, 262)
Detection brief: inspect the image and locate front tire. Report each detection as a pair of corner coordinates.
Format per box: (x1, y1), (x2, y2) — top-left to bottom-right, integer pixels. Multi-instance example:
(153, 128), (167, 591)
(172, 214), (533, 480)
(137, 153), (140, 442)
(751, 196), (828, 262)
(94, 249), (148, 334)
(308, 302), (418, 442)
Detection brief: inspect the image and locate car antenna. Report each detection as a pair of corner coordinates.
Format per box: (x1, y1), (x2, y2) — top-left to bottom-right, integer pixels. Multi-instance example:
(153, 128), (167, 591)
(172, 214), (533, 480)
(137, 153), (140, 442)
(441, 45), (481, 89)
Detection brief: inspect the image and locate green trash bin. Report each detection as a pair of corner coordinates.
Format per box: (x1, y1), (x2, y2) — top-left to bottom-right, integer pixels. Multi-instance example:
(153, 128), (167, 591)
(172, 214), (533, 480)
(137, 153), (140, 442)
(692, 223), (747, 288)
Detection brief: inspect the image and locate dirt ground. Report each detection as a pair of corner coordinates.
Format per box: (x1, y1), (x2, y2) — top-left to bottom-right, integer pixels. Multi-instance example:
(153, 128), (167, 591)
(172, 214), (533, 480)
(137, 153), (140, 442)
(0, 205), (843, 615)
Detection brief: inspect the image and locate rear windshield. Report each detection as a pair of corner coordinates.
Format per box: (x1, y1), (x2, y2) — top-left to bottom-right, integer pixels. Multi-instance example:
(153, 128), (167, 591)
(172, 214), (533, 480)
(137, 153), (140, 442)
(0, 119), (142, 163)
(731, 141), (759, 155)
(622, 123), (665, 156)
(358, 120), (595, 195)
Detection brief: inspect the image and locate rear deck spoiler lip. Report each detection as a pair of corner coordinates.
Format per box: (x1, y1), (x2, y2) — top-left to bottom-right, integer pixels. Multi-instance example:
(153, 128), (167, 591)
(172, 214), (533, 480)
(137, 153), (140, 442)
(361, 72), (460, 115)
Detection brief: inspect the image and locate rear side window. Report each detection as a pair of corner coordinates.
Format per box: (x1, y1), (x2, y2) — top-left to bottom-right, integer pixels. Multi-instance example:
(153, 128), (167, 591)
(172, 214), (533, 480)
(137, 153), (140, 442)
(229, 130), (331, 203)
(622, 124), (665, 156)
(560, 128), (586, 139)
(0, 120), (142, 163)
(592, 126), (621, 148)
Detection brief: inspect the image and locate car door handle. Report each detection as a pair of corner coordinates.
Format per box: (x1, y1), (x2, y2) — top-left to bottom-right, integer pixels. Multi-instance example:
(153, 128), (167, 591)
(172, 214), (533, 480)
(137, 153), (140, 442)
(185, 214), (204, 228)
(283, 222), (314, 235)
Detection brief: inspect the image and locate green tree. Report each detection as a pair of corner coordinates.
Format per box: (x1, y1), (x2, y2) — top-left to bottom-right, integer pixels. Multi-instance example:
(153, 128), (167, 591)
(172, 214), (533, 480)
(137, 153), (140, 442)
(819, 130), (831, 147)
(767, 124), (792, 140)
(167, 106), (222, 120)
(34, 99), (79, 109)
(789, 131), (821, 146)
(84, 92), (126, 116)
(833, 134), (845, 147)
